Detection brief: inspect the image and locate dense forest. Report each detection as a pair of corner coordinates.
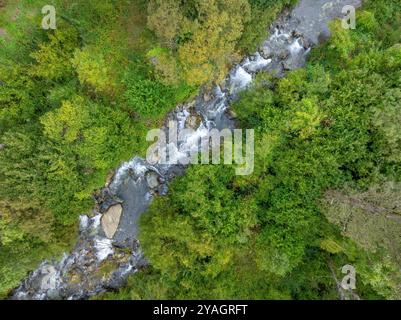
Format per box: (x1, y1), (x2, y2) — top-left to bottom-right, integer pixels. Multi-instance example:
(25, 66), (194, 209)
(100, 0), (401, 300)
(0, 0), (295, 298)
(1, 0), (401, 300)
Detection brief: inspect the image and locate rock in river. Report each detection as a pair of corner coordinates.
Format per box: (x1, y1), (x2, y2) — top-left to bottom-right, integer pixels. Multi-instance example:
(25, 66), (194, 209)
(101, 204), (122, 239)
(146, 171), (160, 189)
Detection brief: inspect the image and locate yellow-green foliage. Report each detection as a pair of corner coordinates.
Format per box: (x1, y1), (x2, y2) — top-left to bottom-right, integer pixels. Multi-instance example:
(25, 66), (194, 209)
(146, 0), (251, 86)
(147, 0), (183, 48)
(72, 47), (116, 96)
(177, 0), (251, 86)
(30, 27), (79, 80)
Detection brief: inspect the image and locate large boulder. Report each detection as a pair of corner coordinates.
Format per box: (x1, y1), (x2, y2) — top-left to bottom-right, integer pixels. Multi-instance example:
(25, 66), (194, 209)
(101, 204), (123, 239)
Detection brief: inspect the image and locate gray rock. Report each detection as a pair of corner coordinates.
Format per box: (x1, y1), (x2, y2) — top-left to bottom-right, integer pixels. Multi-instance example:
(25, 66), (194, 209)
(260, 47), (272, 59)
(101, 204), (123, 239)
(157, 184), (169, 196)
(94, 188), (121, 213)
(279, 50), (290, 60)
(47, 289), (61, 300)
(146, 171), (160, 189)
(40, 266), (58, 291)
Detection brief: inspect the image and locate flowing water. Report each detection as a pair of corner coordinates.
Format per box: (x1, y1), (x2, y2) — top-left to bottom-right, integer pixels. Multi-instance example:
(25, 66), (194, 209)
(12, 0), (362, 300)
